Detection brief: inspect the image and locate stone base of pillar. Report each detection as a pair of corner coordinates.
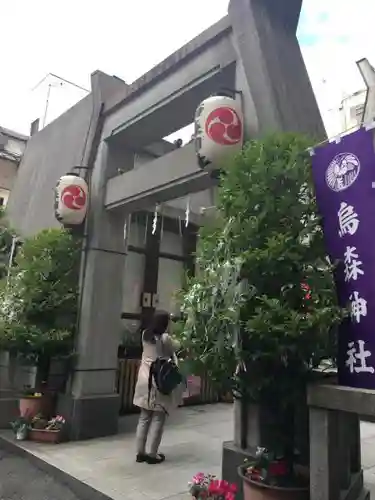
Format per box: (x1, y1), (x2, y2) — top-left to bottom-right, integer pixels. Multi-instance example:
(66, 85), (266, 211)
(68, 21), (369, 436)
(57, 393), (120, 441)
(222, 441), (255, 500)
(0, 397), (19, 429)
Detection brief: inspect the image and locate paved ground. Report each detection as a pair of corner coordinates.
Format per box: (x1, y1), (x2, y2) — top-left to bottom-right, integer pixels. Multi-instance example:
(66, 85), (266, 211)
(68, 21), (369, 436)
(359, 421), (375, 496)
(0, 448), (80, 500)
(2, 404), (375, 500)
(0, 404), (232, 500)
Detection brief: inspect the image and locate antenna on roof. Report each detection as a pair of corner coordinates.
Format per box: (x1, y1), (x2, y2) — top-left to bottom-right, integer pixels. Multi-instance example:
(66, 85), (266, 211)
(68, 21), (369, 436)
(31, 73), (90, 129)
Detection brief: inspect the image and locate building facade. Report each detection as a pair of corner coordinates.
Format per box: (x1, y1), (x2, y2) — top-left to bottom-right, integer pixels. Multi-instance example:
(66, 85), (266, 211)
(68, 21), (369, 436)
(6, 0), (325, 440)
(338, 90), (366, 132)
(0, 127), (28, 207)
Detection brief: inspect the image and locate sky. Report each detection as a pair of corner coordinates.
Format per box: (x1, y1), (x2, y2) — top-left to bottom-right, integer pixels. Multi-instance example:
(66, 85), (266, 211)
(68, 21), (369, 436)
(1, 0), (374, 137)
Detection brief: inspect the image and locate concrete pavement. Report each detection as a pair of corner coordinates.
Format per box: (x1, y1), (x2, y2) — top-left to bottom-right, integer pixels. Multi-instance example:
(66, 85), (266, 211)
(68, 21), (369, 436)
(0, 448), (81, 500)
(1, 404), (375, 500)
(0, 404), (231, 500)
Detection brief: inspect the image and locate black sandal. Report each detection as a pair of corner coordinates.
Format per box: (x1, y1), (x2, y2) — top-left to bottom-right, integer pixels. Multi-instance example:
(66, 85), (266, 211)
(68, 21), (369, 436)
(136, 453), (148, 463)
(146, 453), (165, 464)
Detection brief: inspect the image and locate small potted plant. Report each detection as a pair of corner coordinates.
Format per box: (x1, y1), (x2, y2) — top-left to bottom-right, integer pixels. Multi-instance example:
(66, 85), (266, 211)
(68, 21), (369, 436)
(28, 414), (66, 443)
(238, 448), (309, 500)
(189, 472), (237, 500)
(10, 415), (31, 441)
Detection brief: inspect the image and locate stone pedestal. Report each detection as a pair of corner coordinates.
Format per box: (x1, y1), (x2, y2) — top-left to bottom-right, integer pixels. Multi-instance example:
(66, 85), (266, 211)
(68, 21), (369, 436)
(222, 441), (253, 500)
(222, 401), (275, 500)
(308, 384), (371, 500)
(57, 393), (120, 441)
(223, 399), (309, 500)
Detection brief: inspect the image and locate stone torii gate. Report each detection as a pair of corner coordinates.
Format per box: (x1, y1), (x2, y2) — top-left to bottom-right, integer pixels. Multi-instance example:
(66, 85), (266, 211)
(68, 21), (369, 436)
(60, 0), (325, 441)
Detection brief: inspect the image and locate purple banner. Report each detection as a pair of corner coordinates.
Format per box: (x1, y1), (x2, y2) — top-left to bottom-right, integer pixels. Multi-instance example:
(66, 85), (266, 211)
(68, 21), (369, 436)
(311, 127), (375, 389)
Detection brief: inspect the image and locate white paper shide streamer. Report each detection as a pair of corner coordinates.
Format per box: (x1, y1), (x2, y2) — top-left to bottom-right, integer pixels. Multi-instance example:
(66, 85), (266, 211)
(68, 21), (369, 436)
(152, 205), (160, 235)
(185, 197), (190, 227)
(6, 236), (17, 287)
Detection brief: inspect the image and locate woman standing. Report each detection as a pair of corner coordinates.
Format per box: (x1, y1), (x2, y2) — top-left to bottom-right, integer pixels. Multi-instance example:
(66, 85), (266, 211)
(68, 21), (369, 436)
(133, 311), (182, 464)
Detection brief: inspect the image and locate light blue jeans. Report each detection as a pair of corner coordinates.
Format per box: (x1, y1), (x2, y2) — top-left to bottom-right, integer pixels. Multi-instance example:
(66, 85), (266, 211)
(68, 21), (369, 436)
(136, 408), (166, 456)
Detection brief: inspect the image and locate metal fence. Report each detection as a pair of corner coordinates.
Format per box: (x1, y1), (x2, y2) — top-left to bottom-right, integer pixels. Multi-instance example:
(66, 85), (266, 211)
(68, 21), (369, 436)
(116, 359), (219, 415)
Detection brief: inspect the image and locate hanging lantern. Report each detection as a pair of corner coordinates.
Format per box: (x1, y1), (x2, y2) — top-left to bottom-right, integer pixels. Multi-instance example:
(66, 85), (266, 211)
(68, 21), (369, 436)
(194, 95), (244, 170)
(54, 173), (88, 226)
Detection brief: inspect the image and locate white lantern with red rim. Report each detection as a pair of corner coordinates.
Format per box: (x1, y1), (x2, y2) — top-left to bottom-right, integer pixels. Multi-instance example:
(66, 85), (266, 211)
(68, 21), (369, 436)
(194, 95), (244, 169)
(54, 173), (88, 226)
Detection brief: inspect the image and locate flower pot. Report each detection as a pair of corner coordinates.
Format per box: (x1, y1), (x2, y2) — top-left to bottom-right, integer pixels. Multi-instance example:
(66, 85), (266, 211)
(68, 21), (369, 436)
(19, 392), (55, 419)
(29, 429), (61, 443)
(19, 397), (43, 418)
(238, 467), (309, 500)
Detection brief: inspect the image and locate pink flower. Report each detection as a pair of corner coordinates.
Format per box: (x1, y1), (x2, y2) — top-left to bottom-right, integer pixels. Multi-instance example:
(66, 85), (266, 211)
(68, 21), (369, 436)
(193, 473), (205, 484)
(225, 493), (235, 500)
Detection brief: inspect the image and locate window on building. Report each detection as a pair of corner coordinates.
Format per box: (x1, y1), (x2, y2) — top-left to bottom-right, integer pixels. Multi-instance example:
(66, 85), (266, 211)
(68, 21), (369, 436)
(355, 104), (364, 117)
(0, 134), (7, 151)
(350, 104), (364, 121)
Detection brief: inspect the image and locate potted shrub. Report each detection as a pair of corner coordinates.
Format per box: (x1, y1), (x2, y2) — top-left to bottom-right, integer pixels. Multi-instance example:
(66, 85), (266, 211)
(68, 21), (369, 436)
(176, 134), (344, 499)
(238, 448), (309, 500)
(28, 414), (66, 443)
(0, 228), (80, 412)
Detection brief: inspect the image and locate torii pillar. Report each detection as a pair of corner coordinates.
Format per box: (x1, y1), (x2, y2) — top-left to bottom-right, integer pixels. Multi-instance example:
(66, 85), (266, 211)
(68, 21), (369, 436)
(222, 0), (325, 495)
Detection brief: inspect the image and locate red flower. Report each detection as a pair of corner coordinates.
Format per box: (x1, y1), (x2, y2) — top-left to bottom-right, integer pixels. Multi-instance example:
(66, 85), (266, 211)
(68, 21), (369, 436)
(208, 480), (221, 495)
(208, 479), (235, 497)
(229, 483), (237, 493)
(301, 282), (312, 300)
(219, 480), (229, 491)
(249, 467), (263, 482)
(268, 461), (288, 476)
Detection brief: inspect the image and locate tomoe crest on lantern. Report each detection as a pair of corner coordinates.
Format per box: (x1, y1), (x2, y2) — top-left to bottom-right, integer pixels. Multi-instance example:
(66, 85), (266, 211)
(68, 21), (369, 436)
(194, 95), (244, 169)
(54, 173), (88, 226)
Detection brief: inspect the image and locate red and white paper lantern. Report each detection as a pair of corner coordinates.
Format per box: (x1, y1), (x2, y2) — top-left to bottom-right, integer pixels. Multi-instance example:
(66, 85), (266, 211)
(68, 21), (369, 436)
(54, 173), (88, 226)
(194, 95), (244, 169)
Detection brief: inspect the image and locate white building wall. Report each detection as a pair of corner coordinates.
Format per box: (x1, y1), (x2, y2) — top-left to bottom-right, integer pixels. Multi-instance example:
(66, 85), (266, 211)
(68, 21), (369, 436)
(6, 138), (26, 157)
(338, 90), (366, 132)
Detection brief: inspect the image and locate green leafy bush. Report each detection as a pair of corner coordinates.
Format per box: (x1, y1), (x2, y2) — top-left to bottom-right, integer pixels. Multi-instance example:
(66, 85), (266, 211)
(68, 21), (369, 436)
(0, 228), (81, 382)
(177, 133), (344, 403)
